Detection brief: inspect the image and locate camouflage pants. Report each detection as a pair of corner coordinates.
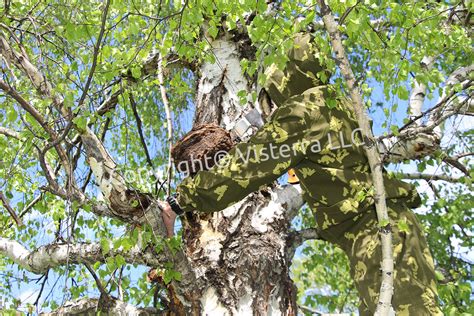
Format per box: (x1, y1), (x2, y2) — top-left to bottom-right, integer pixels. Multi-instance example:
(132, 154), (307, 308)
(318, 201), (442, 315)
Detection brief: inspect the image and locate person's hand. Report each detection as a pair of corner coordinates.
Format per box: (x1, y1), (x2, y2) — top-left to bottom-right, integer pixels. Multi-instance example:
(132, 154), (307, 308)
(159, 201), (177, 238)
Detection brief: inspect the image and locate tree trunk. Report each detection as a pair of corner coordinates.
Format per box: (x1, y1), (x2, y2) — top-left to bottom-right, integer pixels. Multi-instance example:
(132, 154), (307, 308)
(175, 33), (303, 315)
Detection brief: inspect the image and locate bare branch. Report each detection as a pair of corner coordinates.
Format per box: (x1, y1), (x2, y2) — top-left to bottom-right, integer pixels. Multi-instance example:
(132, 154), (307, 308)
(0, 31), (67, 117)
(6, 194), (43, 229)
(84, 262), (108, 297)
(0, 191), (22, 226)
(319, 1), (395, 313)
(443, 156), (470, 176)
(96, 88), (123, 116)
(129, 92), (154, 168)
(409, 56), (434, 117)
(0, 126), (19, 139)
(298, 305), (325, 315)
(157, 50), (173, 195)
(76, 0), (111, 108)
(397, 172), (463, 183)
(0, 237), (169, 274)
(40, 297), (160, 316)
(338, 0), (361, 25)
(287, 228), (321, 259)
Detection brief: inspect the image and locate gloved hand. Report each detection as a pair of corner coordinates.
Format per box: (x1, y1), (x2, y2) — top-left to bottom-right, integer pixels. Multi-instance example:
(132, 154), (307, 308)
(158, 201), (177, 238)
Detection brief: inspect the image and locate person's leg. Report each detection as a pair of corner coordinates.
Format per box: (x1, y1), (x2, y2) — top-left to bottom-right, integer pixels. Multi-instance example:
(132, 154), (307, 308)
(320, 203), (442, 315)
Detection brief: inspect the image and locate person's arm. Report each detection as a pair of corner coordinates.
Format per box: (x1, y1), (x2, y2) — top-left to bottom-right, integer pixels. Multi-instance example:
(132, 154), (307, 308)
(175, 98), (316, 213)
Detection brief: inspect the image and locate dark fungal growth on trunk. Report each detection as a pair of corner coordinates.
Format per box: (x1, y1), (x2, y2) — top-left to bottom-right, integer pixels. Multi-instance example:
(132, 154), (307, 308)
(171, 124), (235, 175)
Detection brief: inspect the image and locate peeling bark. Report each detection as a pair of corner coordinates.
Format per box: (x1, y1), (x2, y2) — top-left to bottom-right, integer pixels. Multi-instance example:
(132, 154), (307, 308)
(172, 32), (303, 315)
(0, 237), (169, 274)
(180, 186), (302, 315)
(378, 131), (440, 163)
(194, 35), (251, 130)
(81, 127), (155, 218)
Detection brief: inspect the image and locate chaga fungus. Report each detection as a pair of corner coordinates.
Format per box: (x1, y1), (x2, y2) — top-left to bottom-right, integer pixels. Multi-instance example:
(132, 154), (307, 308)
(171, 124), (234, 176)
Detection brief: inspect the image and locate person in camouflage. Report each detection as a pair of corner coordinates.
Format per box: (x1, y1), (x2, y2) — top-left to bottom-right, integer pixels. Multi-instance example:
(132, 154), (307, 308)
(161, 33), (442, 315)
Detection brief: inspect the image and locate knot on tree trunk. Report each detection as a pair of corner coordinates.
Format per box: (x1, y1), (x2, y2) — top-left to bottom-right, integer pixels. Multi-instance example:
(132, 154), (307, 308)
(171, 124), (234, 175)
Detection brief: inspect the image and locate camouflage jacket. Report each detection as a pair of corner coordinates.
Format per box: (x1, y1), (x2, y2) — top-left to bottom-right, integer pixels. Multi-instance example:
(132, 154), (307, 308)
(176, 33), (420, 230)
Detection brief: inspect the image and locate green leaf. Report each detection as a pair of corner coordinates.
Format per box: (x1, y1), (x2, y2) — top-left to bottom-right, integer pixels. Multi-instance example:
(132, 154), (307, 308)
(72, 116), (87, 132)
(131, 66), (141, 79)
(397, 86), (409, 100)
(397, 219), (410, 234)
(105, 257), (115, 271)
(115, 254), (126, 267)
(208, 21), (218, 38)
(379, 219), (390, 227)
(390, 125), (399, 136)
(100, 239), (110, 255)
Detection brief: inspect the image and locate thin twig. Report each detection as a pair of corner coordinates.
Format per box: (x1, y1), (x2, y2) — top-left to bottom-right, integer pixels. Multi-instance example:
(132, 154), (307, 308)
(33, 271), (49, 311)
(339, 0), (361, 25)
(0, 191), (22, 226)
(76, 0), (111, 108)
(298, 304), (324, 315)
(129, 92), (154, 168)
(84, 262), (109, 298)
(6, 194), (42, 229)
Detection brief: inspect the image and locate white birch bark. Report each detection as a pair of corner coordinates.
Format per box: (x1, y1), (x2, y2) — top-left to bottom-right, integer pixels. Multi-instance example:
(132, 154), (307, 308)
(176, 33), (305, 314)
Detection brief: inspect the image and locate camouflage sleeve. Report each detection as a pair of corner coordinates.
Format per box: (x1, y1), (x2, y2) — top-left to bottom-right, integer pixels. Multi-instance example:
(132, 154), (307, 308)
(175, 99), (316, 213)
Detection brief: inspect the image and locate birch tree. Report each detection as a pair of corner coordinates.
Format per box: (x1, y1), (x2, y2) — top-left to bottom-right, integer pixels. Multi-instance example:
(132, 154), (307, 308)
(0, 0), (472, 314)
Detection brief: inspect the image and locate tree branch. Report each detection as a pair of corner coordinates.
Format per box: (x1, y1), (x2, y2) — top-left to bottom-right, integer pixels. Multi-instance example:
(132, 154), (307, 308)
(442, 156), (470, 176)
(0, 191), (22, 226)
(298, 304), (325, 315)
(0, 31), (67, 117)
(319, 1), (395, 314)
(379, 65), (473, 164)
(0, 33), (161, 223)
(6, 194), (43, 229)
(378, 131), (440, 163)
(76, 0), (111, 108)
(96, 88), (123, 116)
(408, 56), (434, 117)
(129, 92), (154, 168)
(0, 78), (74, 192)
(397, 172), (463, 183)
(0, 126), (19, 139)
(157, 49), (173, 195)
(287, 228), (321, 259)
(0, 237), (169, 274)
(84, 262), (108, 298)
(40, 297), (160, 316)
